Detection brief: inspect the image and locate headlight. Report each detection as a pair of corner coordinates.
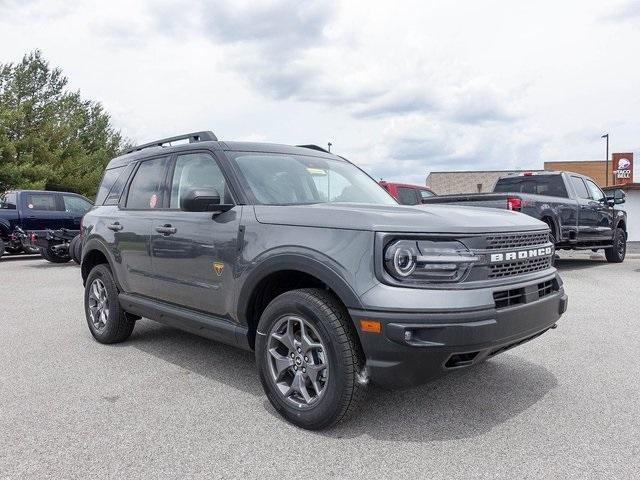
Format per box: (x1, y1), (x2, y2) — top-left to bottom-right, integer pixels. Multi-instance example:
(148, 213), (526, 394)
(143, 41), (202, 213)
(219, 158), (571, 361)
(383, 239), (479, 284)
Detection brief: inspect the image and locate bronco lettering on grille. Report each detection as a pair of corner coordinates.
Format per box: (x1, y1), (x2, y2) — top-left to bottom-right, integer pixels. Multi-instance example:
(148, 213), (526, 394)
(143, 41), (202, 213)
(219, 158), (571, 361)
(490, 246), (553, 263)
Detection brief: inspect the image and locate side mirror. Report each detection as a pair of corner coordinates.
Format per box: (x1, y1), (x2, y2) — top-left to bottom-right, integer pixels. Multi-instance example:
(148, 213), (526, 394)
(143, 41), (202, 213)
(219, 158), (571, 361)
(614, 189), (626, 205)
(181, 188), (232, 213)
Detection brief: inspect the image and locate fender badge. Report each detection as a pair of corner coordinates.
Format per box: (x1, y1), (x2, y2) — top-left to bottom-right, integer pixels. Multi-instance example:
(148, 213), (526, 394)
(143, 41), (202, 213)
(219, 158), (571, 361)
(213, 262), (224, 276)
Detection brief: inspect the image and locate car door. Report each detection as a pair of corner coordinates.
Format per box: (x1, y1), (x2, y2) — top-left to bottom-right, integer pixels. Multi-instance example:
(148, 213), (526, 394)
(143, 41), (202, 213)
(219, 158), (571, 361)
(61, 194), (93, 230)
(569, 176), (597, 239)
(150, 151), (241, 317)
(584, 179), (614, 240)
(115, 156), (169, 298)
(21, 192), (66, 231)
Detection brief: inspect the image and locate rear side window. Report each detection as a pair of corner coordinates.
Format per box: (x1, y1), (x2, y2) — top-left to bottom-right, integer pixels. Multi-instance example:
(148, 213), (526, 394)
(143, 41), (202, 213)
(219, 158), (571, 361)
(494, 175), (568, 198)
(95, 167), (123, 205)
(397, 187), (419, 205)
(570, 177), (590, 199)
(125, 157), (168, 209)
(26, 193), (59, 211)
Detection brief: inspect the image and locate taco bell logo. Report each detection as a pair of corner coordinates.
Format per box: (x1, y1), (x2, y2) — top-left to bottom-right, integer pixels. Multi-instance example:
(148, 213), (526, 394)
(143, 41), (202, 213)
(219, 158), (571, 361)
(612, 153), (633, 182)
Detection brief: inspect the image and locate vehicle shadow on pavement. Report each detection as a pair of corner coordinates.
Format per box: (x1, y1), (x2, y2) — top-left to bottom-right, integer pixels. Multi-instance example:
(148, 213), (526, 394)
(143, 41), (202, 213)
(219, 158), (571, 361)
(0, 254), (42, 262)
(554, 257), (607, 272)
(127, 320), (262, 397)
(127, 320), (557, 441)
(26, 261), (79, 269)
(322, 355), (558, 442)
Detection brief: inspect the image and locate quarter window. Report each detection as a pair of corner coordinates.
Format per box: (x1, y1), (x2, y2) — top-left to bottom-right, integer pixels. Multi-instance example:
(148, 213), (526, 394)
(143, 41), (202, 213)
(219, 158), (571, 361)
(126, 157), (168, 209)
(169, 153), (228, 209)
(419, 189), (434, 200)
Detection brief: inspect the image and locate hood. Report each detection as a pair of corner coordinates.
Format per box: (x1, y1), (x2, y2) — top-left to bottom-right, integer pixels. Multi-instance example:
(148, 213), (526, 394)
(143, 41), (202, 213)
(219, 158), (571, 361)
(253, 203), (547, 233)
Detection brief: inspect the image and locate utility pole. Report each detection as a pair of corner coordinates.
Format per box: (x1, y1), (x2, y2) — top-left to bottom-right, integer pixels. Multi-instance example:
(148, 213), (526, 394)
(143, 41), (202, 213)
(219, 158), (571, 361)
(602, 133), (609, 186)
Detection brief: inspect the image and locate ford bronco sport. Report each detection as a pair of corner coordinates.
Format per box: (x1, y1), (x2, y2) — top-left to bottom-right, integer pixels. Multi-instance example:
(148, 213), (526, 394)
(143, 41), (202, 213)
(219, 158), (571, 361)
(81, 131), (568, 430)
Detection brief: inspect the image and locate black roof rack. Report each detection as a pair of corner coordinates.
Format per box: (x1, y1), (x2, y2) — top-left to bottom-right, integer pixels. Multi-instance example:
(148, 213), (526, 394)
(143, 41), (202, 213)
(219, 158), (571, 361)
(296, 144), (331, 154)
(125, 131), (218, 154)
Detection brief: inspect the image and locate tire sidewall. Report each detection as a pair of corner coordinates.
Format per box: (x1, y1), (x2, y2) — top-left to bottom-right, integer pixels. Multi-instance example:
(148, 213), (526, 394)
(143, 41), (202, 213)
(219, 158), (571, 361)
(256, 293), (351, 429)
(615, 227), (626, 261)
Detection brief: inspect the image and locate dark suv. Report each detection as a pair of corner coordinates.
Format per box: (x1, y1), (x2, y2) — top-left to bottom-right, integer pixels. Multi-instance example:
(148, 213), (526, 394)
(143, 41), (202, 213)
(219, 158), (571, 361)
(81, 131), (567, 429)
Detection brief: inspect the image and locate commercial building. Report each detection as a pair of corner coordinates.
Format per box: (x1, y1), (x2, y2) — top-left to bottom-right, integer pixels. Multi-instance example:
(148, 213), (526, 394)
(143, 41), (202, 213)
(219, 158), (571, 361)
(426, 170), (545, 195)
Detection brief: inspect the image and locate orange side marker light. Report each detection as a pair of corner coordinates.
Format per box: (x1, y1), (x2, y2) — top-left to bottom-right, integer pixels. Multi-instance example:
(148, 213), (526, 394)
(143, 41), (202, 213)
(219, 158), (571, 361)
(360, 319), (381, 334)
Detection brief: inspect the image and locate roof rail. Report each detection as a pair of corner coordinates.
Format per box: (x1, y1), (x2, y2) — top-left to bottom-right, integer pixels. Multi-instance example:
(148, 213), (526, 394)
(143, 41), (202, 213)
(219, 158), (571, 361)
(125, 131), (218, 154)
(296, 144), (331, 154)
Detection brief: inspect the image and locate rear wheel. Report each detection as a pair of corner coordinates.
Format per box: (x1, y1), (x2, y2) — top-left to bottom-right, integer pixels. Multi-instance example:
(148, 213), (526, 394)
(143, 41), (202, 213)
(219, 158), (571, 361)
(0, 239), (4, 259)
(41, 246), (71, 263)
(4, 245), (23, 254)
(69, 236), (81, 264)
(22, 245), (40, 255)
(605, 227), (626, 263)
(256, 288), (366, 430)
(84, 264), (136, 343)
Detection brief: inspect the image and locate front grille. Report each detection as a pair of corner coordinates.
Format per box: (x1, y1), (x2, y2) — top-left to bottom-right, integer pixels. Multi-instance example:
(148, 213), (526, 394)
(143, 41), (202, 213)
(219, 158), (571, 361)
(493, 287), (526, 308)
(488, 256), (551, 279)
(485, 232), (550, 250)
(537, 280), (555, 298)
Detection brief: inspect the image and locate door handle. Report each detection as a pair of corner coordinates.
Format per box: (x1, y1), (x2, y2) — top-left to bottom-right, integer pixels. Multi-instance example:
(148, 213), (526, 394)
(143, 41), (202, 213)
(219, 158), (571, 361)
(107, 222), (123, 231)
(155, 225), (177, 235)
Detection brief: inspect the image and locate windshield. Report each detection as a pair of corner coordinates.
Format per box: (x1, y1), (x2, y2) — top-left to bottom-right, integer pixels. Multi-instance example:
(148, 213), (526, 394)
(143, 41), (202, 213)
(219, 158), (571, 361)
(231, 153), (397, 205)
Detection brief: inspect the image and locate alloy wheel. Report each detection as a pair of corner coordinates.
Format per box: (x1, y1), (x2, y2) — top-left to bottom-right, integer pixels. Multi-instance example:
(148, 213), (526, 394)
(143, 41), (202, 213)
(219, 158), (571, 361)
(88, 278), (109, 332)
(266, 315), (329, 409)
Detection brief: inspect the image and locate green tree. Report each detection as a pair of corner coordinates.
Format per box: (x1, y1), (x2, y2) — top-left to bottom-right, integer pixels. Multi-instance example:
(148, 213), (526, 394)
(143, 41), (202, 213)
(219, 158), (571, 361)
(0, 50), (130, 199)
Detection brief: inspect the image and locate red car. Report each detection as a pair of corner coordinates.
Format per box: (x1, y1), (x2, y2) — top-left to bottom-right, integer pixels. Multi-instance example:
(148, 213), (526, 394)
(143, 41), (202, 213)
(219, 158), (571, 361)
(379, 181), (436, 205)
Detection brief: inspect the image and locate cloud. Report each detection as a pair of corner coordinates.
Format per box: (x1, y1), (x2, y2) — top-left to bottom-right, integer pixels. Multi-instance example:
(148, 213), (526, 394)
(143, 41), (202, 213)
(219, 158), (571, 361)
(602, 1), (640, 22)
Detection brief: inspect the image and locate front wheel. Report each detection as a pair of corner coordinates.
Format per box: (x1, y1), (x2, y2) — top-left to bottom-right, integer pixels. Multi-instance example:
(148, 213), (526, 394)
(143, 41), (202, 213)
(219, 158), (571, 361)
(256, 288), (366, 430)
(84, 264), (136, 343)
(605, 227), (626, 263)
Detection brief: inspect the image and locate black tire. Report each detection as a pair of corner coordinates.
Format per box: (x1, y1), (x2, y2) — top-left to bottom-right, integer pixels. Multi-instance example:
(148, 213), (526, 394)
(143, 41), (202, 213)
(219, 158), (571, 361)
(605, 227), (626, 263)
(84, 264), (136, 344)
(0, 239), (4, 259)
(75, 235), (83, 263)
(40, 246), (71, 263)
(5, 245), (23, 254)
(69, 236), (80, 264)
(255, 288), (366, 430)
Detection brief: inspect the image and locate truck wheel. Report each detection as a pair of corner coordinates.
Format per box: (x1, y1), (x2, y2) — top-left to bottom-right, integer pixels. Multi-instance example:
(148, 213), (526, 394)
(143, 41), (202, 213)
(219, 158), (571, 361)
(4, 245), (23, 254)
(605, 227), (626, 263)
(40, 246), (71, 263)
(0, 239), (4, 259)
(256, 288), (366, 430)
(22, 245), (40, 255)
(75, 236), (83, 263)
(84, 264), (136, 344)
(69, 236), (80, 264)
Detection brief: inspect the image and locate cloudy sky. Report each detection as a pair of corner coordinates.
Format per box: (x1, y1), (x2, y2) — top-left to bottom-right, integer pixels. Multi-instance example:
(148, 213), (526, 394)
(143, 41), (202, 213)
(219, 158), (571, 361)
(1, 0), (639, 184)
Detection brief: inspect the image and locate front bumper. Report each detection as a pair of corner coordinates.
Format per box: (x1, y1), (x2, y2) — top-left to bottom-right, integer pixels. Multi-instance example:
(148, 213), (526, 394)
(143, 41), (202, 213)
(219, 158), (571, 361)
(350, 273), (568, 389)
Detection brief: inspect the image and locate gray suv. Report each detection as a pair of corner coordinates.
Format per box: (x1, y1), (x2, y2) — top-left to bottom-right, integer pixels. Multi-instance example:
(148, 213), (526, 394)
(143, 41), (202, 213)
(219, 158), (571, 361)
(81, 131), (568, 429)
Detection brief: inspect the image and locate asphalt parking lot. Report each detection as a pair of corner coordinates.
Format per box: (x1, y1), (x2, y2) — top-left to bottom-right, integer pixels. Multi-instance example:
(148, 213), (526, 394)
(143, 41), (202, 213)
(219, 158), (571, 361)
(1, 252), (639, 479)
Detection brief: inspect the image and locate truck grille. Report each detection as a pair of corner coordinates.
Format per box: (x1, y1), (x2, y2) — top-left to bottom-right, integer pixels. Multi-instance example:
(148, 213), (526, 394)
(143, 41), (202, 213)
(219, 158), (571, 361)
(485, 232), (550, 250)
(488, 256), (552, 278)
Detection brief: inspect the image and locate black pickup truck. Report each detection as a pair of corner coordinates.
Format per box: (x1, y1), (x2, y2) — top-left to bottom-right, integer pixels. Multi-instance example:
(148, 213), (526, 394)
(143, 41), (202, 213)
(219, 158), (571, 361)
(0, 190), (92, 261)
(422, 171), (628, 262)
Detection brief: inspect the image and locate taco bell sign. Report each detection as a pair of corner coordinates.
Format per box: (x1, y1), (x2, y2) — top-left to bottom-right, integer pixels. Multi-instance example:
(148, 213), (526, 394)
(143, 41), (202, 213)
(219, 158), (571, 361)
(612, 153), (634, 185)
